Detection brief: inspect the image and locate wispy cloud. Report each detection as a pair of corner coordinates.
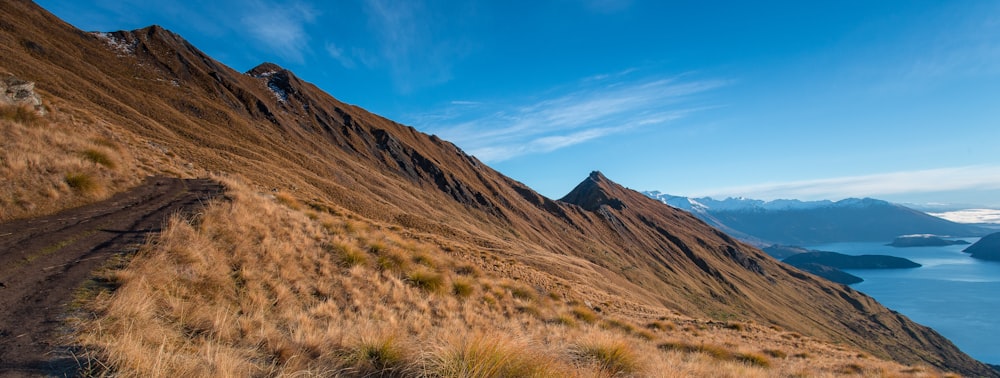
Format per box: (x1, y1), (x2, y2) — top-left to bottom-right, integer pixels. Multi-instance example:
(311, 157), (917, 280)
(240, 0), (316, 63)
(699, 165), (1000, 201)
(409, 73), (727, 162)
(362, 0), (471, 93)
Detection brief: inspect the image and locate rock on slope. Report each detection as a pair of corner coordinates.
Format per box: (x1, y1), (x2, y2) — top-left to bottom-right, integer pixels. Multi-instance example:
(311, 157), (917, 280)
(0, 1), (994, 376)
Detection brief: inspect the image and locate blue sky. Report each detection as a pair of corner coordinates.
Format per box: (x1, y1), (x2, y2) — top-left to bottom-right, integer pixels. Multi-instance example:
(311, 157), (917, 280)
(36, 0), (1000, 207)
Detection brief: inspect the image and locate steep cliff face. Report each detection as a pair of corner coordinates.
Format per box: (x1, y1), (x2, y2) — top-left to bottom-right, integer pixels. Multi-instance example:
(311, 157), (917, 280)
(0, 1), (994, 375)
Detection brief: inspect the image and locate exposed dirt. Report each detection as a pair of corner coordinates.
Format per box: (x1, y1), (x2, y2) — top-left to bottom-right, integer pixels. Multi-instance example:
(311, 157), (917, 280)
(0, 176), (223, 377)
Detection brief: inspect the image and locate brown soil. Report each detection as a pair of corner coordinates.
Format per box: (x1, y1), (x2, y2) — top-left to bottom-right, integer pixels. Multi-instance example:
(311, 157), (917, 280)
(0, 176), (223, 377)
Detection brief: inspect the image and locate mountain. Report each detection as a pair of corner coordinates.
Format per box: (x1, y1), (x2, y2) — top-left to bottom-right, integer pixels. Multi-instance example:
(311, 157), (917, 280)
(964, 232), (1000, 261)
(2, 1), (995, 375)
(645, 192), (989, 245)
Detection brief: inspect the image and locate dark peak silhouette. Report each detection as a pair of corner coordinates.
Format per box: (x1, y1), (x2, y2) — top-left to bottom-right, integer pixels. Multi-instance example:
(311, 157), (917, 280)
(560, 171), (625, 211)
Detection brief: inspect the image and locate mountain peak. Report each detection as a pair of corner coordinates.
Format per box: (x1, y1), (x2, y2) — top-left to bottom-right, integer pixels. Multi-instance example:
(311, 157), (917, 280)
(560, 171), (625, 211)
(247, 62), (287, 77)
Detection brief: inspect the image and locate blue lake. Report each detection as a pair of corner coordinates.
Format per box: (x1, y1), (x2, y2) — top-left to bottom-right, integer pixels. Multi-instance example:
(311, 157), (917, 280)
(808, 239), (1000, 365)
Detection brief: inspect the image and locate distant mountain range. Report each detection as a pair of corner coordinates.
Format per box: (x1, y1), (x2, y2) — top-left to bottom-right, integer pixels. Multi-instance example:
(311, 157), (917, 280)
(644, 192), (990, 246)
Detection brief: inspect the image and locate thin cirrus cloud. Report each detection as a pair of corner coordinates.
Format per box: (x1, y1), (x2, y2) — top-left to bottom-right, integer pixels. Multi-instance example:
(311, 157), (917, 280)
(414, 74), (727, 162)
(699, 165), (1000, 201)
(239, 0), (317, 64)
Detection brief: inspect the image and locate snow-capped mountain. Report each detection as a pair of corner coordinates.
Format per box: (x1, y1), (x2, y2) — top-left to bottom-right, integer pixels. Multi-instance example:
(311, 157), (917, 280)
(642, 191), (989, 246)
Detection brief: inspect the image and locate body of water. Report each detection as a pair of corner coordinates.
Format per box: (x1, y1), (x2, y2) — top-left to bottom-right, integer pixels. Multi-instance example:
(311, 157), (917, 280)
(808, 239), (1000, 365)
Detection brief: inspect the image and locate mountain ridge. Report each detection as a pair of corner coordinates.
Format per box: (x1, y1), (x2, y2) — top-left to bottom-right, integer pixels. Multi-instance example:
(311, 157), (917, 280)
(1, 1), (995, 375)
(645, 191), (989, 245)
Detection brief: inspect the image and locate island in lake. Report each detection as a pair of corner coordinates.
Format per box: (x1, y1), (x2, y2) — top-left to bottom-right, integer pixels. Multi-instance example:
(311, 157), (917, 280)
(964, 232), (1000, 261)
(888, 234), (971, 247)
(769, 246), (922, 285)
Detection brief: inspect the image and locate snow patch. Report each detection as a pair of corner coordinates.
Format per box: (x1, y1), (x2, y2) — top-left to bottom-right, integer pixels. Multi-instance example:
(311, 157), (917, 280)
(92, 32), (135, 56)
(267, 82), (288, 102)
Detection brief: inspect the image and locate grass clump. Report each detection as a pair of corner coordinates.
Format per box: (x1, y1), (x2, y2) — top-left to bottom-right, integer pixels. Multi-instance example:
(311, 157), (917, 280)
(0, 104), (42, 125)
(724, 322), (745, 332)
(762, 348), (787, 358)
(346, 335), (411, 376)
(273, 191), (302, 210)
(647, 320), (677, 332)
(451, 278), (475, 298)
(575, 338), (642, 376)
(570, 305), (599, 324)
(506, 285), (536, 301)
(376, 249), (410, 274)
(325, 242), (367, 268)
(81, 148), (116, 169)
(735, 352), (771, 368)
(551, 314), (577, 327)
(406, 270), (445, 293)
(601, 318), (637, 334)
(432, 335), (557, 377)
(65, 172), (100, 194)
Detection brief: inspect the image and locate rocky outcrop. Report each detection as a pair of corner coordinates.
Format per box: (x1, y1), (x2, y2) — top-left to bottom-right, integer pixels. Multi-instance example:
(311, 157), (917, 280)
(1, 74), (44, 114)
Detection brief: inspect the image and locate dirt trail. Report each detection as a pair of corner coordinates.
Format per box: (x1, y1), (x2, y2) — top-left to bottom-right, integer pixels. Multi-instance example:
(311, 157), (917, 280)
(0, 176), (223, 377)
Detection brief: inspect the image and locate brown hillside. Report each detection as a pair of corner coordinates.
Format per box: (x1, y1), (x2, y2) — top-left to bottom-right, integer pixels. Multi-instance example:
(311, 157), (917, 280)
(0, 0), (994, 376)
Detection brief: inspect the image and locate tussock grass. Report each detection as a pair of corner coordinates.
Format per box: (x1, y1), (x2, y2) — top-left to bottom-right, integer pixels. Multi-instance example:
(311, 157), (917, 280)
(406, 269), (445, 293)
(451, 278), (475, 298)
(647, 320), (677, 332)
(65, 172), (99, 193)
(0, 104), (43, 126)
(82, 148), (116, 169)
(571, 305), (599, 324)
(1, 105), (139, 221)
(324, 241), (367, 268)
(345, 334), (412, 376)
(67, 178), (958, 377)
(575, 337), (642, 376)
(430, 334), (561, 377)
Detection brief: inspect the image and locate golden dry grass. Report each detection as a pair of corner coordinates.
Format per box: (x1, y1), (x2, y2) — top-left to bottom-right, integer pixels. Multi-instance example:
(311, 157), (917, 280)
(0, 104), (142, 221)
(68, 178), (959, 377)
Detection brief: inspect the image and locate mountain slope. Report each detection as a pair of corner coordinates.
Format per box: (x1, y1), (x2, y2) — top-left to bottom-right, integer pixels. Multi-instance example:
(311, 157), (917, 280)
(1, 1), (994, 375)
(645, 192), (988, 245)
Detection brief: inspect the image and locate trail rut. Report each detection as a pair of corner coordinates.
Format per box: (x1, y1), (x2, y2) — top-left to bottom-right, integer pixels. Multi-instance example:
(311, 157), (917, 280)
(0, 176), (223, 377)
